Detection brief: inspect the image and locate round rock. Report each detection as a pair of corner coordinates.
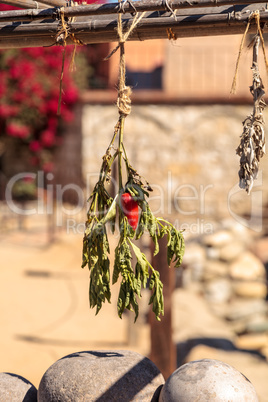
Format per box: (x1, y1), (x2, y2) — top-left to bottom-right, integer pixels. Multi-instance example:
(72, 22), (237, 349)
(202, 231), (233, 247)
(233, 281), (267, 299)
(0, 372), (37, 402)
(229, 252), (265, 281)
(159, 359), (259, 402)
(204, 279), (232, 304)
(38, 350), (164, 401)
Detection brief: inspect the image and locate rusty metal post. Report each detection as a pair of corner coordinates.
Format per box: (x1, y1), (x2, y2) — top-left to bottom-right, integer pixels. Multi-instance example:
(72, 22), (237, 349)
(149, 236), (176, 380)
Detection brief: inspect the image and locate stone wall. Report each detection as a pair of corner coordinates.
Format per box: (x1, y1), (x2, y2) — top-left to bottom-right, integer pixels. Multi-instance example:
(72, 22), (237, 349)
(182, 224), (268, 333)
(173, 222), (268, 399)
(82, 104), (268, 236)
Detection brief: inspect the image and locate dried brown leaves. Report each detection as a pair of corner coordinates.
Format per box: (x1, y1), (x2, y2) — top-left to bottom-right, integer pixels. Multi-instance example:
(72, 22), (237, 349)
(236, 38), (266, 194)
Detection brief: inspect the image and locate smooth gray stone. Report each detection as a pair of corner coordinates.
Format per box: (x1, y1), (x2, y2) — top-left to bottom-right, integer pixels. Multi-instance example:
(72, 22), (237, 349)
(159, 359), (259, 402)
(204, 278), (232, 304)
(0, 372), (37, 402)
(38, 350), (164, 401)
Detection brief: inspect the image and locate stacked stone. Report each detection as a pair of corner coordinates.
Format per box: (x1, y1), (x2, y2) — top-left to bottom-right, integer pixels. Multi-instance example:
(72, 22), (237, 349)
(181, 224), (268, 360)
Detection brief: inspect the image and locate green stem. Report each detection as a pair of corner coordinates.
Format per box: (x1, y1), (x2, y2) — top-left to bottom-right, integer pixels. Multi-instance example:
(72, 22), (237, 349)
(92, 192), (99, 221)
(157, 217), (174, 228)
(109, 127), (119, 148)
(99, 149), (119, 184)
(118, 115), (125, 226)
(118, 115), (125, 191)
(122, 142), (131, 175)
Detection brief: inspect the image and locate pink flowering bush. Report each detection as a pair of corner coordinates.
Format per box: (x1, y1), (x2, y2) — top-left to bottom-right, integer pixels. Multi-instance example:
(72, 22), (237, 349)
(0, 43), (79, 170)
(0, 1), (102, 172)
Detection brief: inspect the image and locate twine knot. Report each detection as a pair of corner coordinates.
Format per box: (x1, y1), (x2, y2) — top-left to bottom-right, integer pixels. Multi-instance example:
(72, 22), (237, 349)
(113, 10), (145, 117)
(117, 86), (132, 116)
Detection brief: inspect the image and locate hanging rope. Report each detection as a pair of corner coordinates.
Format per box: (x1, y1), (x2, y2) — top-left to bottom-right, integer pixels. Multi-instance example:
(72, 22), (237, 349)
(231, 10), (268, 94)
(56, 3), (84, 115)
(117, 11), (145, 116)
(105, 9), (146, 117)
(117, 13), (131, 117)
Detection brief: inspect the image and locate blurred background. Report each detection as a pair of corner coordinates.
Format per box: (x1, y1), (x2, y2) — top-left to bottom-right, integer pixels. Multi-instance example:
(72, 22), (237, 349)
(0, 1), (268, 400)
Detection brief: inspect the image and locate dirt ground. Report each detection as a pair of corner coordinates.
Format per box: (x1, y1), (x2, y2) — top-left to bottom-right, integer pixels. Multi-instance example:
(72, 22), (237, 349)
(0, 221), (150, 389)
(0, 217), (267, 400)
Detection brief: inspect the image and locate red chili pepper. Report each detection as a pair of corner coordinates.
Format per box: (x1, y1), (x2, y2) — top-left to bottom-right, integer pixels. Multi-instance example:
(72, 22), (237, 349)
(121, 192), (139, 230)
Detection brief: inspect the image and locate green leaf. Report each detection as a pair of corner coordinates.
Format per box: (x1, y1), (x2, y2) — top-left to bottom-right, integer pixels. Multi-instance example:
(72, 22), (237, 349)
(101, 194), (118, 225)
(129, 240), (146, 266)
(119, 276), (140, 321)
(131, 293), (139, 322)
(125, 221), (136, 239)
(148, 271), (164, 321)
(113, 245), (122, 285)
(113, 238), (132, 284)
(141, 203), (159, 256)
(136, 273), (142, 297)
(83, 221), (111, 315)
(166, 227), (185, 267)
(125, 285), (130, 309)
(135, 261), (148, 289)
(117, 282), (126, 318)
(152, 233), (159, 256)
(135, 201), (148, 239)
(81, 237), (89, 268)
(149, 276), (155, 290)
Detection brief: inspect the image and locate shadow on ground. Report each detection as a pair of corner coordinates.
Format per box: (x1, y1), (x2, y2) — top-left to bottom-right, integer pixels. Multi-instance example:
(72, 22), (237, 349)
(176, 337), (267, 367)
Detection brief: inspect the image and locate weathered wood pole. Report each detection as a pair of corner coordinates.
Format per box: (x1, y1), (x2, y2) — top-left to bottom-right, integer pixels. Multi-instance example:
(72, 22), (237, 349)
(149, 235), (176, 380)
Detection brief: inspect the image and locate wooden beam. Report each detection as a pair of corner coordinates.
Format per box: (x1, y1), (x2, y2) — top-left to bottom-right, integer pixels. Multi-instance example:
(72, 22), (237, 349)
(0, 0), (267, 22)
(80, 89), (256, 105)
(0, 0), (47, 9)
(0, 7), (56, 23)
(56, 0), (268, 18)
(149, 236), (176, 380)
(0, 8), (265, 48)
(37, 0), (66, 7)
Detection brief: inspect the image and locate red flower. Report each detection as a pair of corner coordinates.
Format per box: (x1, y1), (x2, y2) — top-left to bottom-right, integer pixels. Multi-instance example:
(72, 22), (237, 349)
(31, 82), (45, 99)
(46, 99), (59, 114)
(42, 161), (54, 172)
(12, 91), (28, 103)
(62, 86), (78, 104)
(0, 76), (7, 97)
(48, 117), (58, 129)
(23, 175), (35, 183)
(24, 48), (45, 58)
(60, 107), (74, 122)
(7, 122), (30, 139)
(10, 61), (35, 80)
(29, 141), (41, 153)
(0, 104), (18, 118)
(40, 129), (55, 147)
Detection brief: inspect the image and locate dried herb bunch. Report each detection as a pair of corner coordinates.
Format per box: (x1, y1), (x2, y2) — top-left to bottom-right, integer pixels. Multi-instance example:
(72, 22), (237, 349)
(236, 34), (266, 194)
(82, 11), (184, 322)
(82, 123), (185, 321)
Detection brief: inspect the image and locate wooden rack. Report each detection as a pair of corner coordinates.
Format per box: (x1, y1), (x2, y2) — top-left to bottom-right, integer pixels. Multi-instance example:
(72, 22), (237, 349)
(0, 0), (267, 48)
